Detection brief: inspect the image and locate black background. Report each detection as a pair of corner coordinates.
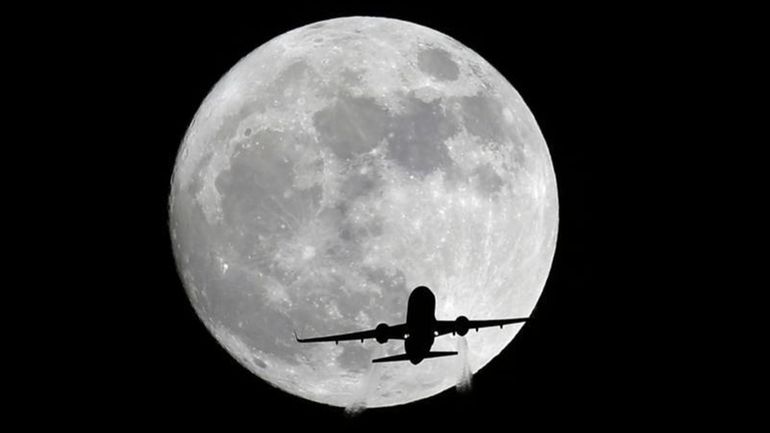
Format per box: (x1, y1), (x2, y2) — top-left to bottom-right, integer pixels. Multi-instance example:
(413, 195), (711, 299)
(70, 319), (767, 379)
(60, 2), (738, 428)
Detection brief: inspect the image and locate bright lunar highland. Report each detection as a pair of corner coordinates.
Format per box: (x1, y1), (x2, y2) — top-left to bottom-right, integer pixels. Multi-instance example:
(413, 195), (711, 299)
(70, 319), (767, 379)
(169, 17), (558, 408)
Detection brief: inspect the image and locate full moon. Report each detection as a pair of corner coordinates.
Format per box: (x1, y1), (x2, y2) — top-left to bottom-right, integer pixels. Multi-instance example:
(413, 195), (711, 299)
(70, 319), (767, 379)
(169, 17), (558, 408)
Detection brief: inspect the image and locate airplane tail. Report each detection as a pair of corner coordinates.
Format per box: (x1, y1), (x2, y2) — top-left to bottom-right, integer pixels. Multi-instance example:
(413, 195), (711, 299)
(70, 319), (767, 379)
(372, 351), (458, 363)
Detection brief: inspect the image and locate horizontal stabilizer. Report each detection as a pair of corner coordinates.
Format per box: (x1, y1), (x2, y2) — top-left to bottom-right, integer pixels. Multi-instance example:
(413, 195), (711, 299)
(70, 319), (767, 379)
(372, 353), (411, 363)
(423, 351), (459, 359)
(371, 351), (458, 363)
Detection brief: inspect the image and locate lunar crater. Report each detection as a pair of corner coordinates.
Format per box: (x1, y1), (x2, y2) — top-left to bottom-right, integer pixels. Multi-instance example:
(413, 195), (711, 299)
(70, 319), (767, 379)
(313, 95), (390, 160)
(417, 47), (460, 81)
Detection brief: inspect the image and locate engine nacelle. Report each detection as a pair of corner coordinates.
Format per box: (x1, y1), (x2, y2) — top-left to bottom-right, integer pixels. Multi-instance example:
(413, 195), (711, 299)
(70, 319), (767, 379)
(376, 323), (390, 344)
(455, 316), (469, 336)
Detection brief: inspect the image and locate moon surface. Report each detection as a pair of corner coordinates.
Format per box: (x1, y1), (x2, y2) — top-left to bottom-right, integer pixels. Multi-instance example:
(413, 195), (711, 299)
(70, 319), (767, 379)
(169, 16), (558, 408)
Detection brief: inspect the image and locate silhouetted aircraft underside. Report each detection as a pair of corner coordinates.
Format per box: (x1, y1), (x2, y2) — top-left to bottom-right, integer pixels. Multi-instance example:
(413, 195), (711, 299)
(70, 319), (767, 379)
(295, 286), (528, 364)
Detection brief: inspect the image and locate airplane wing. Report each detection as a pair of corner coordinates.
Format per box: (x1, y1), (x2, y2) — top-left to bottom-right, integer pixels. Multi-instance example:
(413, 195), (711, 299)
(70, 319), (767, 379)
(435, 316), (529, 337)
(294, 323), (407, 344)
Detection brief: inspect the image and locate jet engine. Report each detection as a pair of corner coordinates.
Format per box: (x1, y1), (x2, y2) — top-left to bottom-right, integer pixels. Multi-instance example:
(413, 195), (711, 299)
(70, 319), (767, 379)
(455, 315), (470, 336)
(376, 323), (390, 343)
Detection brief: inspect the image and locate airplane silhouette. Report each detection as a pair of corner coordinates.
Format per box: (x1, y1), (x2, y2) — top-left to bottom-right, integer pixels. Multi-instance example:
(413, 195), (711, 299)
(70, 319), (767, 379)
(295, 285), (529, 364)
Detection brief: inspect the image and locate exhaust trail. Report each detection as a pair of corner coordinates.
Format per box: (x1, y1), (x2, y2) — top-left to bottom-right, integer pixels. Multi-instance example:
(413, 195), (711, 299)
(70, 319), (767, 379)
(456, 336), (473, 392)
(345, 353), (382, 416)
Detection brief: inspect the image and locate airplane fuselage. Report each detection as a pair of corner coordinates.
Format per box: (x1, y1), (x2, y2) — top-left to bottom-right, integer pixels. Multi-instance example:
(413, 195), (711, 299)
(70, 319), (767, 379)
(403, 286), (438, 364)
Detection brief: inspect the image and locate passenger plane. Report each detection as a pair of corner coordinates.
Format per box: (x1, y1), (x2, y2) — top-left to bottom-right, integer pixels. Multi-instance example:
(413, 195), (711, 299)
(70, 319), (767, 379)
(295, 286), (528, 364)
